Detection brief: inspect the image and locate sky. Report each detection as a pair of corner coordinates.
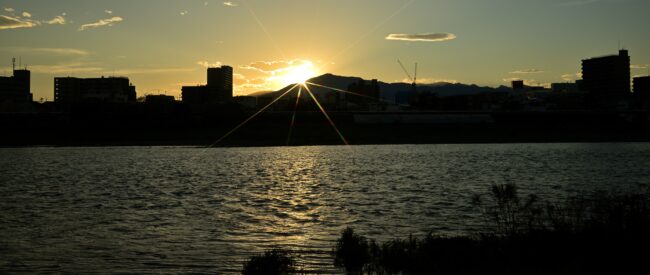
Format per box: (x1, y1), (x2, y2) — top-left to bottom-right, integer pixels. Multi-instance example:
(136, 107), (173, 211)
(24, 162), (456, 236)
(1, 0), (649, 101)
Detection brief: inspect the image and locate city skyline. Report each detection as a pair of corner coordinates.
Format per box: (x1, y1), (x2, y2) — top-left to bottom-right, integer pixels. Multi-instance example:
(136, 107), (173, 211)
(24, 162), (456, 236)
(1, 0), (650, 101)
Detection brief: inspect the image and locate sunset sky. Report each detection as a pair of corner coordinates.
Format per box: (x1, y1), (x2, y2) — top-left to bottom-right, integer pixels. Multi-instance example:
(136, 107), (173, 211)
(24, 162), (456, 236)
(1, 0), (649, 101)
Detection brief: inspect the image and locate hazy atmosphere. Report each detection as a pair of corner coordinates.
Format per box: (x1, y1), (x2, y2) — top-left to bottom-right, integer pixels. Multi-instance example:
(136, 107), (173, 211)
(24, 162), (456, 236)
(2, 0), (649, 100)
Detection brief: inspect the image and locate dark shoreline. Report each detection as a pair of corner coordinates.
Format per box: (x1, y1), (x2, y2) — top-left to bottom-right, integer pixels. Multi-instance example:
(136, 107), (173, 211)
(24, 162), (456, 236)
(3, 110), (650, 147)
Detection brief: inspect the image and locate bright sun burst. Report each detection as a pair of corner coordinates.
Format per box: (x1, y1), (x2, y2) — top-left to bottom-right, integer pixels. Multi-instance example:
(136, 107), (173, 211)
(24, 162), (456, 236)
(281, 62), (318, 85)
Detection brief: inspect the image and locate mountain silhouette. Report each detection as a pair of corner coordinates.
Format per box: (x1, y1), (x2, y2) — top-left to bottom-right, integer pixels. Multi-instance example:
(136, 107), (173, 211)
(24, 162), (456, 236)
(256, 73), (512, 104)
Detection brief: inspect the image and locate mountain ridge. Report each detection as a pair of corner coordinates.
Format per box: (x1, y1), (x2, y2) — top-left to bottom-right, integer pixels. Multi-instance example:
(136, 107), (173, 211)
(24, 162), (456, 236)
(253, 73), (512, 103)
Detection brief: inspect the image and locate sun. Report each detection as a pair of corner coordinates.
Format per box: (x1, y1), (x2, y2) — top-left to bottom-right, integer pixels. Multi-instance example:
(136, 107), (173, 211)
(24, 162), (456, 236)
(282, 62), (318, 85)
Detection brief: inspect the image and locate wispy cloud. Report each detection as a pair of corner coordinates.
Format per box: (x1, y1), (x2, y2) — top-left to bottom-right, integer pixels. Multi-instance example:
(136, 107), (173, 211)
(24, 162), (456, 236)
(196, 60), (222, 68)
(45, 15), (65, 25)
(235, 59), (319, 94)
(385, 33), (456, 42)
(240, 60), (313, 74)
(631, 64), (648, 69)
(1, 47), (89, 56)
(561, 72), (582, 81)
(105, 10), (112, 14)
(79, 16), (123, 31)
(401, 77), (458, 84)
(558, 0), (599, 7)
(223, 1), (239, 7)
(503, 78), (548, 87)
(113, 67), (195, 75)
(27, 62), (104, 74)
(510, 69), (544, 74)
(0, 11), (67, 30)
(4, 8), (14, 12)
(180, 10), (188, 16)
(0, 15), (38, 30)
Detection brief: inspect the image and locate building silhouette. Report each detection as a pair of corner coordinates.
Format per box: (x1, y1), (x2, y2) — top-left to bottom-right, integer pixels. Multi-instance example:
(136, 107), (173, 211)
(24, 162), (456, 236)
(551, 83), (581, 93)
(0, 66), (32, 104)
(347, 79), (380, 110)
(54, 76), (136, 104)
(511, 80), (525, 91)
(182, 66), (233, 104)
(581, 50), (631, 95)
(633, 76), (650, 109)
(634, 76), (650, 94)
(145, 94), (175, 104)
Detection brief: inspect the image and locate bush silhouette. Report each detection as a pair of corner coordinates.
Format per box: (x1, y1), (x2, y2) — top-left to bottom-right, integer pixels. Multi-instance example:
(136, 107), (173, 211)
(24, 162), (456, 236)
(333, 227), (371, 273)
(242, 249), (295, 275)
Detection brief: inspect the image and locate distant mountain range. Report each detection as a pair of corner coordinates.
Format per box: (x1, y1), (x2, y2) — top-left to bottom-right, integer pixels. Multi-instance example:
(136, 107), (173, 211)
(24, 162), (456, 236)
(255, 73), (512, 104)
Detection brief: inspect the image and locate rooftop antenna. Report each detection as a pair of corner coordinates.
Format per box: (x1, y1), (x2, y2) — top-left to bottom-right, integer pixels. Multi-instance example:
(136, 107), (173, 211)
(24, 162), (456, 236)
(12, 57), (15, 71)
(19, 56), (21, 69)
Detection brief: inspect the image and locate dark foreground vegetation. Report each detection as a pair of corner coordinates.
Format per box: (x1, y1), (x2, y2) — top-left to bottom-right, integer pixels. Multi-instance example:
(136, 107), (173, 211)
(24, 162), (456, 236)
(243, 184), (650, 274)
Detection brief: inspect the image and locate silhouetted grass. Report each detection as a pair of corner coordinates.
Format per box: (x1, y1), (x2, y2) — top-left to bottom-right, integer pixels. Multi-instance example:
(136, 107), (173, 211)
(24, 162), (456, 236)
(242, 249), (296, 275)
(332, 185), (650, 274)
(241, 185), (649, 274)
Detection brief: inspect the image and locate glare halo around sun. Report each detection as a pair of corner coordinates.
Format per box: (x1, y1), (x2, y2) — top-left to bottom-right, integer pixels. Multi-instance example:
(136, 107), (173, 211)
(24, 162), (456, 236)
(281, 62), (318, 85)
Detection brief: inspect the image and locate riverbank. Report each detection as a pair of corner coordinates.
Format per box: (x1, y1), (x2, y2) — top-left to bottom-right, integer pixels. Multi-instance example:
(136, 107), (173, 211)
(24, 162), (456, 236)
(3, 111), (650, 147)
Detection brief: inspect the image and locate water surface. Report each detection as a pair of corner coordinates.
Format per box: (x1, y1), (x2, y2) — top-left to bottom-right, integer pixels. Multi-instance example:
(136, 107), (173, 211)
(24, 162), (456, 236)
(1, 144), (649, 273)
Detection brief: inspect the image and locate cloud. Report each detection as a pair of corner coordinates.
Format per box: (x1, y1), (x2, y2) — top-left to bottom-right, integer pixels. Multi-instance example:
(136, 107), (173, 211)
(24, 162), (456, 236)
(22, 12), (31, 18)
(561, 72), (582, 81)
(503, 78), (549, 88)
(105, 10), (112, 14)
(223, 1), (239, 7)
(0, 15), (39, 30)
(402, 78), (458, 84)
(197, 60), (222, 68)
(561, 74), (576, 81)
(631, 64), (648, 69)
(510, 69), (544, 74)
(385, 33), (456, 42)
(113, 68), (195, 75)
(27, 62), (104, 74)
(45, 15), (65, 25)
(1, 47), (89, 56)
(558, 0), (599, 7)
(4, 8), (14, 12)
(240, 59), (313, 74)
(233, 59), (321, 94)
(180, 10), (188, 16)
(79, 16), (123, 31)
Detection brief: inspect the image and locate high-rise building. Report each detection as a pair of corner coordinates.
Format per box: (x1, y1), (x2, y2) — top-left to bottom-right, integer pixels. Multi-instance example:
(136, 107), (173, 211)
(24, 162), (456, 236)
(581, 50), (631, 95)
(54, 76), (136, 104)
(0, 68), (32, 103)
(182, 66), (233, 104)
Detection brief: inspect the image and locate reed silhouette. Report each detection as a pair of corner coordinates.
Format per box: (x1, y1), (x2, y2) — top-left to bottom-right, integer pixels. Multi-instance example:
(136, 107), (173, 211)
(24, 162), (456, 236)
(243, 184), (650, 274)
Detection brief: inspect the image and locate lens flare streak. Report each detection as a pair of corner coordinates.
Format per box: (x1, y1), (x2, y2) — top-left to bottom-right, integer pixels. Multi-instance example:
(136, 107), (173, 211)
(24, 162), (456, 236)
(207, 83), (300, 147)
(303, 84), (349, 146)
(306, 81), (396, 105)
(286, 86), (303, 146)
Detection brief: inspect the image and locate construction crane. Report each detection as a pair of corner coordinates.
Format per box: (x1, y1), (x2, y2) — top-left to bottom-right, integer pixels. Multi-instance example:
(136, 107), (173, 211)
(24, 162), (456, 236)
(397, 60), (418, 93)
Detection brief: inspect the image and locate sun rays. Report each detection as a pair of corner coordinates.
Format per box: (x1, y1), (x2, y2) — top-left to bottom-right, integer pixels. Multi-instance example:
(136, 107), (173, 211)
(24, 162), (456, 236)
(208, 79), (395, 147)
(206, 0), (413, 148)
